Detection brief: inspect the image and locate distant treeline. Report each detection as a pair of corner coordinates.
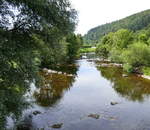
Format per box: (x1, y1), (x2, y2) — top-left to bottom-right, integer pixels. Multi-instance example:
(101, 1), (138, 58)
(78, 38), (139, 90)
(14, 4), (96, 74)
(84, 9), (150, 44)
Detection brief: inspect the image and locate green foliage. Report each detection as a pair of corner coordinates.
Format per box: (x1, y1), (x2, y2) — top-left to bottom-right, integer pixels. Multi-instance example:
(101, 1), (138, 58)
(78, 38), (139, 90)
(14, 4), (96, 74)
(96, 26), (150, 73)
(84, 9), (150, 43)
(0, 0), (77, 86)
(96, 29), (133, 60)
(66, 34), (83, 62)
(122, 42), (150, 67)
(123, 64), (133, 73)
(109, 48), (123, 63)
(100, 32), (114, 46)
(142, 67), (150, 76)
(96, 44), (109, 59)
(113, 29), (133, 48)
(80, 47), (96, 53)
(0, 0), (78, 129)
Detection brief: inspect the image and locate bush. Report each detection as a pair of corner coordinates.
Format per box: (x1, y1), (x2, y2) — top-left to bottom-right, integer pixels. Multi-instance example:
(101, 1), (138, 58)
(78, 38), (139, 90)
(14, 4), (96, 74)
(122, 42), (150, 67)
(142, 67), (150, 76)
(109, 48), (123, 63)
(96, 44), (109, 59)
(123, 64), (134, 73)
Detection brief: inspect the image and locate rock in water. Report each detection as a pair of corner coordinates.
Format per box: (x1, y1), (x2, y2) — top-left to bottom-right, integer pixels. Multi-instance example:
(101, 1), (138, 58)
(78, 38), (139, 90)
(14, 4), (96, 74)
(88, 114), (100, 119)
(33, 110), (41, 115)
(51, 123), (63, 129)
(122, 74), (128, 77)
(110, 102), (119, 105)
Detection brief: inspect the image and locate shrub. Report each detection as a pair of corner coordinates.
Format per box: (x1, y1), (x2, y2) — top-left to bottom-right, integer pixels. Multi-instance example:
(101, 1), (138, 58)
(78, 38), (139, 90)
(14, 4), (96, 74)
(142, 67), (150, 76)
(109, 48), (123, 63)
(122, 42), (150, 67)
(96, 44), (109, 59)
(123, 64), (134, 73)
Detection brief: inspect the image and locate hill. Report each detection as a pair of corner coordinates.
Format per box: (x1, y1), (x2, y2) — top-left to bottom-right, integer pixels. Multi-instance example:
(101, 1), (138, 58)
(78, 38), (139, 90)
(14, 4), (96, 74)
(84, 9), (150, 44)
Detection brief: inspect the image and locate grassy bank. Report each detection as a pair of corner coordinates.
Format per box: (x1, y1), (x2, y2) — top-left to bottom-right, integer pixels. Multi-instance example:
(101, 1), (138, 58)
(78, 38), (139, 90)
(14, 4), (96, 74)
(80, 47), (96, 53)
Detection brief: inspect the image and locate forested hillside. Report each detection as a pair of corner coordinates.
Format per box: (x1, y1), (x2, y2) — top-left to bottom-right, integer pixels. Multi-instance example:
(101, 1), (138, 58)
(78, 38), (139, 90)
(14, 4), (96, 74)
(84, 9), (150, 43)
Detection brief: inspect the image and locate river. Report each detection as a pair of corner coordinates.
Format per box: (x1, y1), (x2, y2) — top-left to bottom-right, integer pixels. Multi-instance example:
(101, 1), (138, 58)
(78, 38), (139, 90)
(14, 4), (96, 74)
(6, 57), (150, 130)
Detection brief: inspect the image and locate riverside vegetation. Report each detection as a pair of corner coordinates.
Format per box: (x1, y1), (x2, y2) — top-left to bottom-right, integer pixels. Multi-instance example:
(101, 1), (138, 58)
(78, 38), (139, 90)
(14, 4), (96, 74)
(88, 10), (150, 76)
(0, 0), (83, 129)
(96, 28), (150, 75)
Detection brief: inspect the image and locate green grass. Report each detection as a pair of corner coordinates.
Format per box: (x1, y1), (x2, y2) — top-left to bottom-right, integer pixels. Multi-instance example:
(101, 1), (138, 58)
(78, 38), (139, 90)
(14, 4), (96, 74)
(80, 47), (96, 53)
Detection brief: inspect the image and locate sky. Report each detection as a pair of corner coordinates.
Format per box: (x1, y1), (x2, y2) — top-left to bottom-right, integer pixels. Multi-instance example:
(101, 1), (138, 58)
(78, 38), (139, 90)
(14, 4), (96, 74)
(70, 0), (150, 35)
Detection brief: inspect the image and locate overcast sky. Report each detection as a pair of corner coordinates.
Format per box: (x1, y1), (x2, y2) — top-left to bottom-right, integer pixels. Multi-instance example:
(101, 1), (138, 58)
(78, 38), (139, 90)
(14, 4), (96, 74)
(71, 0), (150, 35)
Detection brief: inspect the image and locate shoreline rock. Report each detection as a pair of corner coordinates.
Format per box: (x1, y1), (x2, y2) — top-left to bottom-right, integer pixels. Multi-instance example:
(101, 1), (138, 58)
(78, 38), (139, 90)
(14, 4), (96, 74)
(141, 75), (150, 80)
(42, 68), (74, 77)
(96, 63), (122, 67)
(122, 74), (128, 77)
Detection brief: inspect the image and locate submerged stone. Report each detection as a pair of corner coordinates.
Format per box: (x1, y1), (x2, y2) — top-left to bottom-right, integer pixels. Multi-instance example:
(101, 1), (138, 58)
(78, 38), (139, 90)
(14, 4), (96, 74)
(109, 116), (117, 120)
(88, 114), (100, 119)
(33, 110), (41, 115)
(110, 102), (119, 105)
(17, 124), (31, 130)
(51, 123), (63, 129)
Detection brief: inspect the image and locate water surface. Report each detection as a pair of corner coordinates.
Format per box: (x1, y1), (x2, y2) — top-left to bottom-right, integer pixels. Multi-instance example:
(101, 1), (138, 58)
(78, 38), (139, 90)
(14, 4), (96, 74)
(7, 59), (150, 130)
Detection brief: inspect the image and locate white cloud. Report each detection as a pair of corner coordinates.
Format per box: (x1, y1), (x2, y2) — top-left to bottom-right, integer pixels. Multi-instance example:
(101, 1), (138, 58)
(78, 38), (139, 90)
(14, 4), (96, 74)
(71, 0), (150, 35)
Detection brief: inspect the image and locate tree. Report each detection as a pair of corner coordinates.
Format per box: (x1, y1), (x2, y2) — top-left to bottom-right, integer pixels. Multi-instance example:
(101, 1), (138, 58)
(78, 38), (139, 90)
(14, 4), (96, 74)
(96, 44), (109, 60)
(0, 0), (77, 128)
(0, 0), (77, 87)
(84, 9), (150, 44)
(113, 29), (133, 48)
(66, 34), (83, 62)
(122, 42), (150, 67)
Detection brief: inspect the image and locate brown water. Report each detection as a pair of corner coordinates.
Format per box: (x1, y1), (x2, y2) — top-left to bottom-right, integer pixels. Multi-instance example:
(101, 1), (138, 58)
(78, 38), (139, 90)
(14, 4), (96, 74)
(8, 58), (150, 130)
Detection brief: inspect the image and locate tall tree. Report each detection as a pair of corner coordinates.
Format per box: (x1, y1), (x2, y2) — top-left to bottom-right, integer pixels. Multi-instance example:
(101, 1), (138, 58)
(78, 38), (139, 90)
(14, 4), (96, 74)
(0, 0), (77, 128)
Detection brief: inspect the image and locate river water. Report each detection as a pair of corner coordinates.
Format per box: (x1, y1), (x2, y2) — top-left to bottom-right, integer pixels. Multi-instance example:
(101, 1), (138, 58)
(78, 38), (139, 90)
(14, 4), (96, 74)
(6, 58), (150, 130)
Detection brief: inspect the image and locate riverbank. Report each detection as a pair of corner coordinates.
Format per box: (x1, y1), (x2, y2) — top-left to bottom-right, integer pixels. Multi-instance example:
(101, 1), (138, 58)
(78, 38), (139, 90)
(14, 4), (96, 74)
(94, 59), (150, 80)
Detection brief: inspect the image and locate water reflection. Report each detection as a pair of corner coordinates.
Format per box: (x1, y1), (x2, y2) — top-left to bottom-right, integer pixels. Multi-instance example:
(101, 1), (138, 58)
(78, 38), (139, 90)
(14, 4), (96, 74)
(34, 64), (78, 107)
(34, 72), (77, 107)
(0, 86), (30, 129)
(3, 57), (150, 129)
(97, 66), (150, 102)
(0, 63), (78, 129)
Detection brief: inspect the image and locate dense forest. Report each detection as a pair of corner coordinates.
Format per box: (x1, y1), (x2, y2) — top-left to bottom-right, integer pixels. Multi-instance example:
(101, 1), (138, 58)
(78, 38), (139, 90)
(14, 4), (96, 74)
(84, 9), (150, 44)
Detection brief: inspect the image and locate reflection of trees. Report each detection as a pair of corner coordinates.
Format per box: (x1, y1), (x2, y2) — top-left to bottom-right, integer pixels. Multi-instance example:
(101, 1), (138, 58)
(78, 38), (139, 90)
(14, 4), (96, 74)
(0, 63), (78, 128)
(0, 85), (30, 129)
(48, 63), (79, 75)
(34, 65), (78, 107)
(98, 66), (150, 102)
